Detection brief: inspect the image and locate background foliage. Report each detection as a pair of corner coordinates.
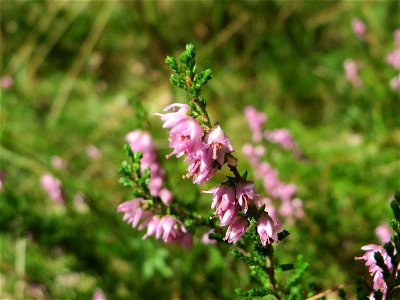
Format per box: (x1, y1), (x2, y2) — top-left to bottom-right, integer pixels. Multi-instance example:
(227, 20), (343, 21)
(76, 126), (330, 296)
(1, 1), (399, 299)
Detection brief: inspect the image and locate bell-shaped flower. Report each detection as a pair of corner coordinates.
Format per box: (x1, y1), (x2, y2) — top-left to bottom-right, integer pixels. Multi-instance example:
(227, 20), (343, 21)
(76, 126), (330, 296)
(205, 184), (238, 224)
(185, 147), (218, 184)
(224, 216), (249, 244)
(257, 213), (280, 246)
(236, 180), (256, 213)
(204, 125), (234, 166)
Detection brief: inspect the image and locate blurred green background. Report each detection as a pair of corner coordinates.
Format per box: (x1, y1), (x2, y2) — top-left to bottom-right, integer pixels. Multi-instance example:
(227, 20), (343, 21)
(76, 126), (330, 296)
(1, 0), (399, 299)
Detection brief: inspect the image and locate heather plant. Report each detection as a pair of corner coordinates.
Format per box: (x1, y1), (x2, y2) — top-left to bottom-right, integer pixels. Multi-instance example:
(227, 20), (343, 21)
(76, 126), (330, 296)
(117, 44), (316, 299)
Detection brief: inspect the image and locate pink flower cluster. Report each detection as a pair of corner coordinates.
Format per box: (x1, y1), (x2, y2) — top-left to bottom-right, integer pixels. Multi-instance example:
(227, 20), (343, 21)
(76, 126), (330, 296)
(243, 144), (304, 222)
(244, 106), (301, 156)
(40, 173), (64, 204)
(117, 199), (192, 248)
(205, 180), (279, 245)
(386, 28), (400, 91)
(126, 130), (173, 206)
(242, 106), (304, 223)
(244, 106), (267, 142)
(156, 103), (234, 184)
(356, 243), (399, 298)
(343, 59), (363, 87)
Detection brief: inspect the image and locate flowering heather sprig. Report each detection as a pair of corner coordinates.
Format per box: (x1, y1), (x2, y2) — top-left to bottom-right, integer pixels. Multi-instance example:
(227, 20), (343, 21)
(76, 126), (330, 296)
(40, 173), (64, 204)
(158, 44), (281, 246)
(242, 115), (305, 223)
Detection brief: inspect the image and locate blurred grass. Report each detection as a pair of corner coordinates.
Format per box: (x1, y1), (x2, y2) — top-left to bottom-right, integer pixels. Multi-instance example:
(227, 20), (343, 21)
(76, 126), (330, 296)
(1, 0), (399, 299)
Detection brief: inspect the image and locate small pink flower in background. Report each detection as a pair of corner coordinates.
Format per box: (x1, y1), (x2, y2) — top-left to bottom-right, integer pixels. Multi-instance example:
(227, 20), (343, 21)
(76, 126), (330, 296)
(40, 173), (64, 204)
(0, 75), (13, 89)
(394, 28), (400, 47)
(257, 213), (280, 246)
(386, 49), (400, 70)
(224, 216), (249, 244)
(389, 75), (400, 90)
(264, 129), (296, 150)
(158, 188), (173, 206)
(126, 130), (173, 205)
(51, 156), (65, 169)
(204, 125), (234, 166)
(92, 288), (107, 300)
(343, 59), (363, 87)
(236, 180), (256, 213)
(244, 106), (267, 142)
(202, 229), (217, 245)
(375, 223), (391, 244)
(86, 144), (102, 159)
(351, 18), (366, 40)
(242, 144), (266, 165)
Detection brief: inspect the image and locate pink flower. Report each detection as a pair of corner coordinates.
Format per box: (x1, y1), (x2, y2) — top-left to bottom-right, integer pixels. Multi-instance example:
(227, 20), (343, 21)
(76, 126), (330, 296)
(156, 104), (204, 158)
(355, 244), (396, 296)
(184, 147), (218, 184)
(159, 188), (173, 206)
(244, 106), (267, 142)
(351, 18), (366, 40)
(126, 130), (157, 166)
(51, 156), (65, 169)
(224, 216), (249, 243)
(202, 230), (217, 245)
(117, 199), (153, 228)
(0, 75), (13, 90)
(204, 125), (234, 166)
(126, 130), (173, 205)
(390, 75), (400, 90)
(236, 180), (256, 213)
(151, 215), (192, 248)
(343, 59), (363, 87)
(257, 213), (280, 246)
(86, 144), (102, 159)
(40, 173), (64, 204)
(168, 118), (204, 158)
(92, 289), (107, 300)
(386, 49), (400, 70)
(375, 224), (391, 244)
(264, 129), (296, 150)
(205, 184), (238, 226)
